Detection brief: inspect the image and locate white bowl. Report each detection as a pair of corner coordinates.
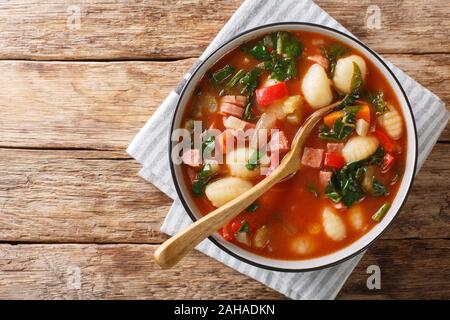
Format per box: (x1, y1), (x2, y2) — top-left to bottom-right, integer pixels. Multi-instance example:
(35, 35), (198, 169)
(169, 22), (417, 271)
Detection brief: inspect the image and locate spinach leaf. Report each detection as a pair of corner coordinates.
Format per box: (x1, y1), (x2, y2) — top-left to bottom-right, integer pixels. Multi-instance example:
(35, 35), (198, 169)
(249, 41), (271, 60)
(192, 163), (216, 196)
(239, 68), (261, 95)
(336, 62), (364, 110)
(369, 146), (385, 165)
(211, 65), (235, 86)
(369, 91), (389, 115)
(321, 43), (349, 77)
(246, 202), (259, 212)
(325, 159), (366, 206)
(372, 179), (388, 196)
(238, 221), (250, 234)
(319, 105), (360, 141)
(246, 150), (262, 170)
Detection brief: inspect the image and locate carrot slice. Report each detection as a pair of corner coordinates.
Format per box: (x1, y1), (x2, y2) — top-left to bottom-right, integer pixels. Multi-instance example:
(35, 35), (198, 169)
(323, 110), (344, 127)
(323, 104), (371, 127)
(356, 104), (371, 124)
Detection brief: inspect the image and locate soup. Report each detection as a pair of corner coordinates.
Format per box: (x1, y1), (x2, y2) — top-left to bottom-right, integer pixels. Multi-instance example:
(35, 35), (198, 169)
(178, 31), (406, 260)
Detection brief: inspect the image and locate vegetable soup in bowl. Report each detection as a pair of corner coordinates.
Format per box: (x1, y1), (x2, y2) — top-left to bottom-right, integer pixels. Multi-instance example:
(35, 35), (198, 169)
(169, 23), (417, 271)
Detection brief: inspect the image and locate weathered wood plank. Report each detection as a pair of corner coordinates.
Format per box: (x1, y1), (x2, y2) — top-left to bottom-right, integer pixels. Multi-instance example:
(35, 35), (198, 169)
(339, 239), (450, 299)
(0, 240), (447, 299)
(0, 144), (448, 243)
(0, 55), (448, 150)
(0, 0), (448, 60)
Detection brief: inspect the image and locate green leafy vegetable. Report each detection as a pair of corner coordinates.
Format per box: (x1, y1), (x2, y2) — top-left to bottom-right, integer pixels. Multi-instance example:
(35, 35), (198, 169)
(242, 97), (255, 121)
(246, 202), (259, 212)
(238, 221), (250, 234)
(326, 161), (366, 206)
(225, 69), (246, 89)
(319, 105), (361, 141)
(249, 41), (271, 60)
(320, 43), (349, 77)
(201, 135), (215, 157)
(369, 146), (385, 165)
(192, 163), (216, 196)
(336, 62), (364, 110)
(246, 150), (262, 170)
(372, 202), (391, 222)
(239, 68), (261, 95)
(369, 91), (389, 115)
(211, 65), (235, 86)
(372, 179), (388, 196)
(307, 185), (320, 198)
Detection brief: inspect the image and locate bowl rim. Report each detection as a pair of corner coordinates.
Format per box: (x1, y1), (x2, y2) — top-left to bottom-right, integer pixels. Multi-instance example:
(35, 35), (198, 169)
(168, 22), (418, 272)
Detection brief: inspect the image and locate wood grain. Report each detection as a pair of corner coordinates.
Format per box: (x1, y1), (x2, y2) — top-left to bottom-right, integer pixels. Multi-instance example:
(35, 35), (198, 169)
(0, 0), (448, 60)
(0, 239), (447, 299)
(0, 55), (448, 151)
(0, 144), (448, 243)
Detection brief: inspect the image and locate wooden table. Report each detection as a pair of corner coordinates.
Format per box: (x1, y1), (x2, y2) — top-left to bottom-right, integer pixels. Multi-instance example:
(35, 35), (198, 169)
(0, 0), (448, 299)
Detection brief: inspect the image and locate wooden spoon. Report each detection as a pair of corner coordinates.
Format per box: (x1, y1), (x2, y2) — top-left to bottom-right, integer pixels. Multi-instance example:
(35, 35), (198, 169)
(154, 101), (340, 269)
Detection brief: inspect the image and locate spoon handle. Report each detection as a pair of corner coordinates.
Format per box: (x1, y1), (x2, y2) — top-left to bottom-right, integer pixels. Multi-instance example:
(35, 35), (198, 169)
(154, 162), (292, 269)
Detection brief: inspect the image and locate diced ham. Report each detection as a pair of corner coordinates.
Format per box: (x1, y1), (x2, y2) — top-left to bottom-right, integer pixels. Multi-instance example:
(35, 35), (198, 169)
(221, 95), (247, 107)
(220, 102), (244, 118)
(223, 116), (253, 131)
(320, 170), (333, 186)
(301, 147), (324, 168)
(307, 55), (329, 70)
(268, 130), (289, 153)
(326, 143), (344, 154)
(181, 149), (202, 167)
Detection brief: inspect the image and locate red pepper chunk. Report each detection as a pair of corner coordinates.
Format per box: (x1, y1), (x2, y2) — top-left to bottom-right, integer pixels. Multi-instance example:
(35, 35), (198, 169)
(255, 82), (288, 107)
(230, 221), (242, 234)
(324, 152), (346, 169)
(221, 223), (233, 241)
(374, 129), (395, 153)
(381, 153), (395, 173)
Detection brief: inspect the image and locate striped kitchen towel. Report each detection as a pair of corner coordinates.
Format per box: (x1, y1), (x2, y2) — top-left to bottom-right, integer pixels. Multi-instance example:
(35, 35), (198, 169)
(127, 0), (449, 299)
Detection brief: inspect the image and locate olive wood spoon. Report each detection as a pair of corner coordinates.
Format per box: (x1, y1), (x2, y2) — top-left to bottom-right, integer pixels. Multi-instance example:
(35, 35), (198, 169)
(154, 101), (340, 269)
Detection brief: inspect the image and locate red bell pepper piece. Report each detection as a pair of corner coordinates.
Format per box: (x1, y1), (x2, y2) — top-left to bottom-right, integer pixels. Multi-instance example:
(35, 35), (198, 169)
(324, 152), (346, 169)
(230, 221), (242, 234)
(255, 82), (288, 107)
(381, 153), (395, 173)
(374, 129), (395, 153)
(220, 223), (233, 241)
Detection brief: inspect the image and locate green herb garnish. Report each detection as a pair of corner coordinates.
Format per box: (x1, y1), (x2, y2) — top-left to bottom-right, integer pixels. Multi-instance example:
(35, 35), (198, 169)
(320, 43), (349, 77)
(210, 65), (235, 86)
(246, 150), (262, 170)
(369, 91), (389, 115)
(192, 163), (216, 196)
(246, 202), (259, 212)
(372, 179), (388, 196)
(239, 68), (261, 95)
(319, 105), (361, 141)
(238, 221), (250, 234)
(225, 69), (246, 89)
(372, 202), (391, 222)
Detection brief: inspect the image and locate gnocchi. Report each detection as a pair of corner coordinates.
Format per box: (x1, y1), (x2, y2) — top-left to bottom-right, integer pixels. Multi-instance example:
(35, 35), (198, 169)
(322, 207), (347, 241)
(226, 147), (261, 180)
(291, 235), (315, 255)
(333, 55), (367, 94)
(301, 64), (333, 109)
(378, 106), (403, 140)
(342, 135), (379, 163)
(205, 177), (253, 207)
(348, 206), (365, 231)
